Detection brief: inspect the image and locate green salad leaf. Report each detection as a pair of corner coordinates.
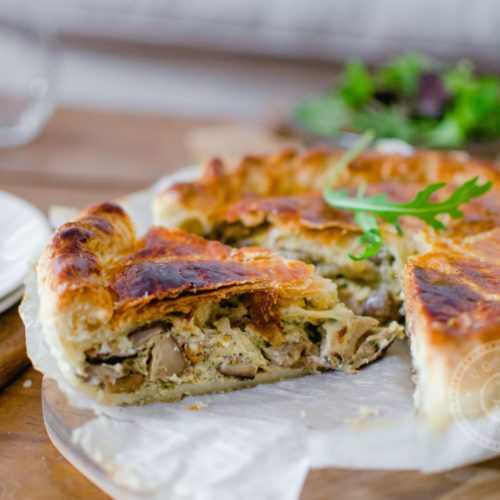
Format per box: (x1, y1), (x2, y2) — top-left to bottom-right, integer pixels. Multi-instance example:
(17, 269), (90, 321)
(323, 177), (493, 260)
(293, 52), (500, 148)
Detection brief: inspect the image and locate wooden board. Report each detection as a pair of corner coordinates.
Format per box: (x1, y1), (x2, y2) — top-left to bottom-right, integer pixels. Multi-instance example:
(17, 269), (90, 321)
(0, 304), (30, 388)
(1, 106), (500, 499)
(0, 369), (106, 499)
(40, 377), (500, 500)
(2, 369), (499, 500)
(0, 108), (219, 211)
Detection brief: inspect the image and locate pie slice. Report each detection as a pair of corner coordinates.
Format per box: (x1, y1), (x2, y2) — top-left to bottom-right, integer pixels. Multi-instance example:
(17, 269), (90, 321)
(404, 229), (500, 426)
(154, 148), (500, 425)
(36, 202), (401, 404)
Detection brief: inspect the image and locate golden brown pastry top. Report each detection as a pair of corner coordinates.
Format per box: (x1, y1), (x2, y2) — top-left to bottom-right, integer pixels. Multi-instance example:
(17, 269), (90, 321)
(403, 228), (500, 348)
(45, 202), (134, 289)
(109, 226), (313, 310)
(38, 202), (315, 338)
(159, 148), (500, 233)
(222, 193), (357, 231)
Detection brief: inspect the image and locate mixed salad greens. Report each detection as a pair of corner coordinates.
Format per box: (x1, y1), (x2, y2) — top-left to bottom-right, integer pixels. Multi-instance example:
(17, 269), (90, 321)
(294, 53), (500, 148)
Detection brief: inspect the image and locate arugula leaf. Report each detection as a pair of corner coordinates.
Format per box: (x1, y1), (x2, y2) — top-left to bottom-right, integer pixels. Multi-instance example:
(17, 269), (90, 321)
(324, 129), (375, 186)
(347, 181), (383, 261)
(323, 177), (493, 260)
(324, 177), (492, 229)
(349, 211), (383, 261)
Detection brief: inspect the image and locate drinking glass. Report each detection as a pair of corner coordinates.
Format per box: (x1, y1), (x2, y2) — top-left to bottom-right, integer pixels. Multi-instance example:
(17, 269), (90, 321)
(0, 18), (57, 148)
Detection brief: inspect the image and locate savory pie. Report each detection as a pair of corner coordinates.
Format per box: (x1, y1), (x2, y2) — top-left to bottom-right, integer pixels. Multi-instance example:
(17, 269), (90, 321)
(36, 202), (401, 405)
(154, 148), (500, 425)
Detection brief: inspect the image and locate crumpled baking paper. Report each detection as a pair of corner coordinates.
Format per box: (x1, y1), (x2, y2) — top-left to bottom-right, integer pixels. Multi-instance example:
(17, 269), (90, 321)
(21, 166), (500, 500)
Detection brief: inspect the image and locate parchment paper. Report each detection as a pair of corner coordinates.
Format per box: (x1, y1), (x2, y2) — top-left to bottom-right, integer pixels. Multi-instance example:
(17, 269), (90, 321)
(21, 165), (500, 500)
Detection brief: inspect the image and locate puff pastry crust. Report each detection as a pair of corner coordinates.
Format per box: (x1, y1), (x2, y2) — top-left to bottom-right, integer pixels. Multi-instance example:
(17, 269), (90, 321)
(37, 202), (401, 404)
(155, 148), (500, 425)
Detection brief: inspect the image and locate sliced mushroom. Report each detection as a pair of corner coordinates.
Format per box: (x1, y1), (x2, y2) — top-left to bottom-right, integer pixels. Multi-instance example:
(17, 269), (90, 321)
(217, 358), (257, 379)
(264, 342), (303, 368)
(148, 334), (187, 381)
(81, 363), (146, 393)
(87, 323), (169, 364)
(128, 324), (167, 350)
(361, 287), (398, 323)
(83, 363), (125, 385)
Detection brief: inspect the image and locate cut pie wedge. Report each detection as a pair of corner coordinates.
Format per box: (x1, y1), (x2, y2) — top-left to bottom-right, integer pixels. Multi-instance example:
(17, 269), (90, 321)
(36, 202), (401, 405)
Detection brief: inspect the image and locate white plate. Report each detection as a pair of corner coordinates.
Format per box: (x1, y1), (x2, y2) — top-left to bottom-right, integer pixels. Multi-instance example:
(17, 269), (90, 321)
(0, 190), (51, 300)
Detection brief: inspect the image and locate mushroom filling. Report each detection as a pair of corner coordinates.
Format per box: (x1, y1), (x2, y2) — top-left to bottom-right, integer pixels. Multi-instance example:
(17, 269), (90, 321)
(209, 222), (408, 326)
(79, 290), (403, 394)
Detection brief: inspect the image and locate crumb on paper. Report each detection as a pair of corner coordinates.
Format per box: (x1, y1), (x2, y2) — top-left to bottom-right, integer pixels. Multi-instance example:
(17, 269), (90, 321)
(23, 379), (32, 388)
(300, 409), (307, 419)
(343, 406), (379, 428)
(184, 400), (209, 411)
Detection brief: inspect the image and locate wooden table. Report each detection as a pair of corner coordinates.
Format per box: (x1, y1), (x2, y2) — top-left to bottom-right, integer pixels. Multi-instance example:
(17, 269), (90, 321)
(1, 107), (500, 499)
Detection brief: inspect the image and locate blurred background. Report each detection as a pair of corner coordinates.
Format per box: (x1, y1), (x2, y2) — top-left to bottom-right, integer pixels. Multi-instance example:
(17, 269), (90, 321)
(0, 0), (498, 121)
